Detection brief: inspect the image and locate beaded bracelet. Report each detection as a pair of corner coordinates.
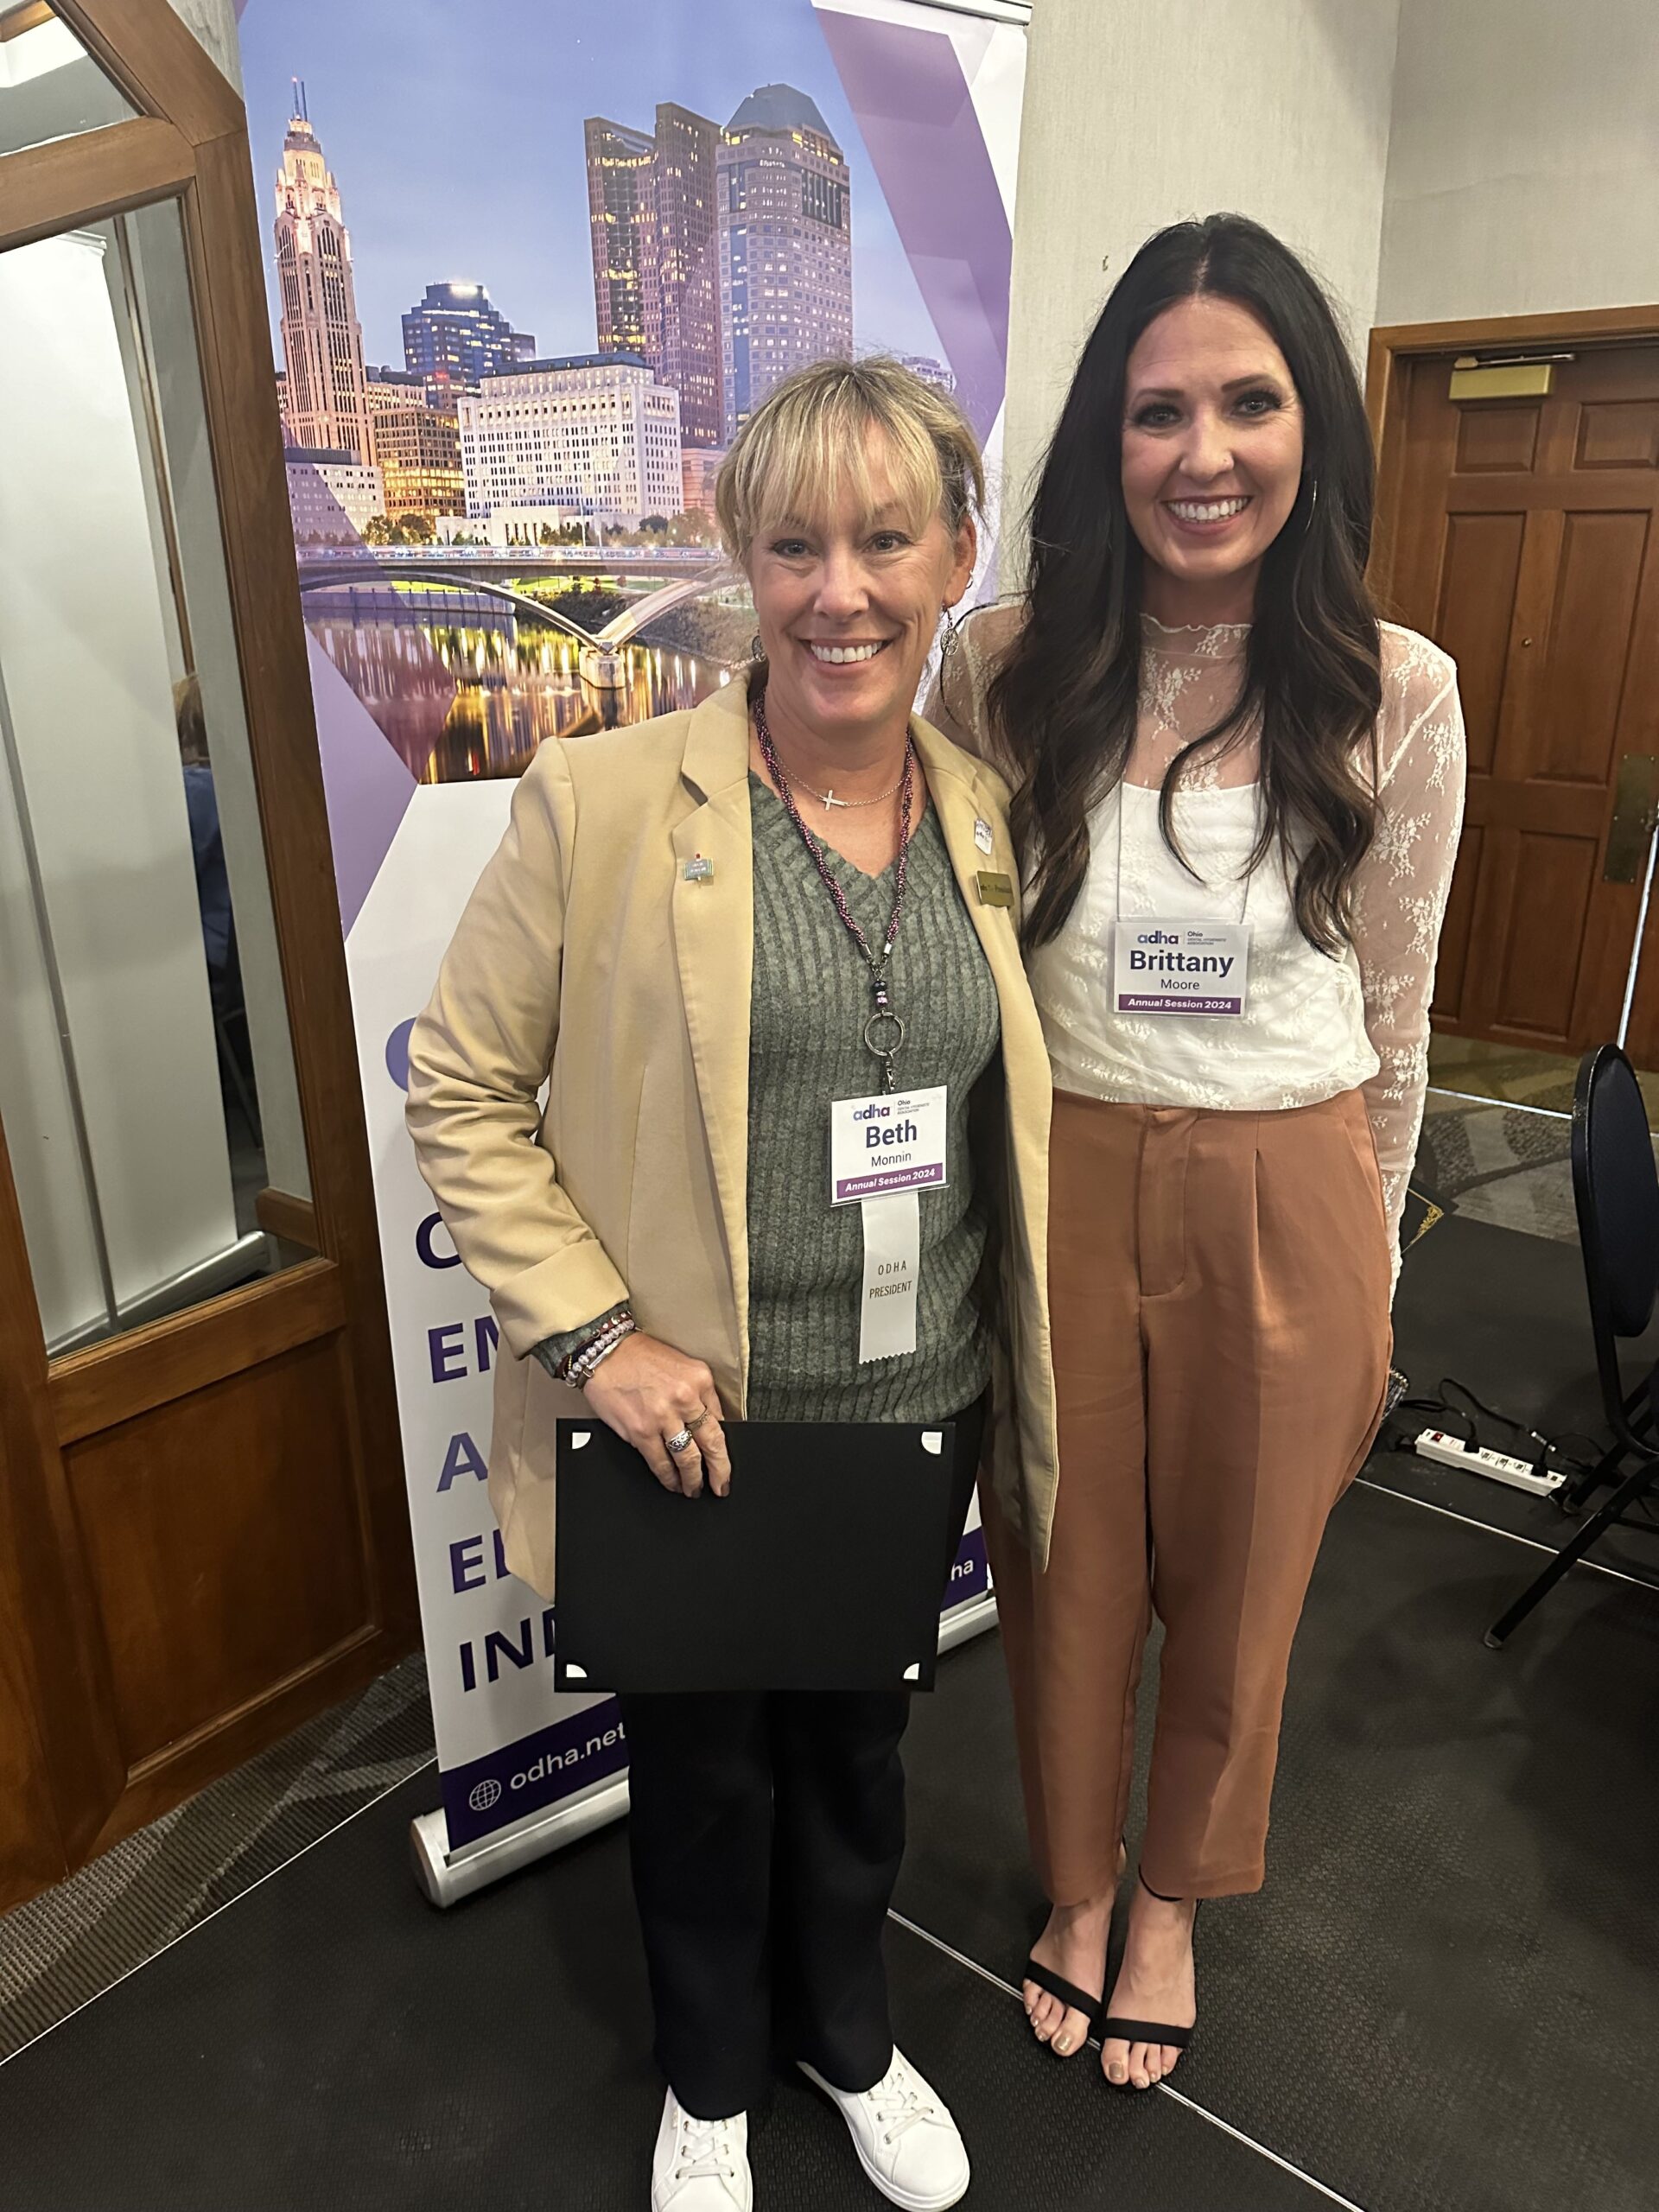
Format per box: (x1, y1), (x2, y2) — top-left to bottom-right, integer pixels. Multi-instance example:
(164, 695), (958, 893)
(559, 1307), (637, 1389)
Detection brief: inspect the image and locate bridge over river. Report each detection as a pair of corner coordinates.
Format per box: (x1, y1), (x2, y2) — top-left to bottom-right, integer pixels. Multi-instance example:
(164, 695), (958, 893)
(296, 550), (735, 682)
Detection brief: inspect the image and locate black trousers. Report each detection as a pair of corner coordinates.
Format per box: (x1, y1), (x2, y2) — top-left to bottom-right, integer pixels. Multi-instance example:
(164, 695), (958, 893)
(618, 1397), (985, 2121)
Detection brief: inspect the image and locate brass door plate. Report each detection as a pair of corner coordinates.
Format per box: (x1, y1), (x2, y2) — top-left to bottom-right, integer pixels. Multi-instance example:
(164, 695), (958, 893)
(1449, 359), (1554, 401)
(1605, 753), (1659, 883)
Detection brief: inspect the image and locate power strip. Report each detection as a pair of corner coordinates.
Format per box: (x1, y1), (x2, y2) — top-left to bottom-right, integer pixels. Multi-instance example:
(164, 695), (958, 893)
(1414, 1428), (1565, 1498)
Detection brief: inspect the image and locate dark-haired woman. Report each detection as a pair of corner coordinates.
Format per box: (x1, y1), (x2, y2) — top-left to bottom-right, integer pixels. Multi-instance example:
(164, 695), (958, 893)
(929, 214), (1465, 2094)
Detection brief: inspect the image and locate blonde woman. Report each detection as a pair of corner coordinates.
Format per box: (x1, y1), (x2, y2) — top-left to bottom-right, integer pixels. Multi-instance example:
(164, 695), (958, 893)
(406, 359), (1056, 2212)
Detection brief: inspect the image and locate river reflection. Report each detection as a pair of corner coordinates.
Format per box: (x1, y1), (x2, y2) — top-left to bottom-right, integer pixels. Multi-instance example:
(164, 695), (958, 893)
(306, 588), (730, 785)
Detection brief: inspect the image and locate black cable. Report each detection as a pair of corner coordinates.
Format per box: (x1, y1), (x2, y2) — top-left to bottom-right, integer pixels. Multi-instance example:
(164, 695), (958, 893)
(1385, 1372), (1659, 1531)
(1383, 1373), (1600, 1489)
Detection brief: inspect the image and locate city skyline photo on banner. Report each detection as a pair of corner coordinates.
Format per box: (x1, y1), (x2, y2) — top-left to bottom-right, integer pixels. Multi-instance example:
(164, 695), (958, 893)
(238, 0), (948, 375)
(235, 0), (1007, 788)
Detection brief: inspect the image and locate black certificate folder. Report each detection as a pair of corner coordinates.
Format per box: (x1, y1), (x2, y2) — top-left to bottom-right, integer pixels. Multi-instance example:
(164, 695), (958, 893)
(552, 1420), (967, 1694)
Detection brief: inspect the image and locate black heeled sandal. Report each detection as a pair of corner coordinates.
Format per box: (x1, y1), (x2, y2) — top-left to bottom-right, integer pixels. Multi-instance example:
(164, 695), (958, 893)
(1099, 1872), (1198, 2070)
(1021, 1839), (1129, 2050)
(1020, 1958), (1103, 2043)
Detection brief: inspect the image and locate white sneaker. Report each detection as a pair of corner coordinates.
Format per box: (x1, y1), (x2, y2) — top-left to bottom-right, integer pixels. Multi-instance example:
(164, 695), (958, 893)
(798, 2048), (969, 2211)
(650, 2090), (752, 2212)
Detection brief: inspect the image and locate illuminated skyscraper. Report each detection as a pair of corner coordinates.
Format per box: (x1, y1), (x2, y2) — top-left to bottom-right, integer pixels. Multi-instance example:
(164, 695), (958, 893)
(647, 104), (724, 450)
(273, 86), (375, 467)
(401, 281), (536, 399)
(586, 108), (725, 450)
(718, 85), (852, 442)
(585, 117), (656, 362)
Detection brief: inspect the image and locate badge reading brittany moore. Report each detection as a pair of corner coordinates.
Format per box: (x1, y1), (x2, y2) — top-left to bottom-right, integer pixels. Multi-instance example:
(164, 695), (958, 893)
(1113, 919), (1251, 1018)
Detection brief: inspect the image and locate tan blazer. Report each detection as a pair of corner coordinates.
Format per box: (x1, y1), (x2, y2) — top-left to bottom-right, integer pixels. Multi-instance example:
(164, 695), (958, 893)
(405, 673), (1057, 1596)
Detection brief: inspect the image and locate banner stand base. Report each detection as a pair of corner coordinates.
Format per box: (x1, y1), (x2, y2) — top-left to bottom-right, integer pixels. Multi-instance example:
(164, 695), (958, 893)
(410, 1592), (998, 1907)
(410, 1774), (632, 1909)
(937, 1586), (998, 1657)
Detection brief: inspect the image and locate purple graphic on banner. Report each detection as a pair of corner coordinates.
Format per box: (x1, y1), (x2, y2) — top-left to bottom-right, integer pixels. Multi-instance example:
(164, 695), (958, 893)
(305, 632), (417, 937)
(815, 10), (1012, 443)
(442, 1697), (629, 1852)
(385, 1017), (416, 1091)
(945, 1523), (988, 1605)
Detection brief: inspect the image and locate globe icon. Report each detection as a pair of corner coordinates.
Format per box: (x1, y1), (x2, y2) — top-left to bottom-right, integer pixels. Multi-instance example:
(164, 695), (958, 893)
(468, 1778), (503, 1814)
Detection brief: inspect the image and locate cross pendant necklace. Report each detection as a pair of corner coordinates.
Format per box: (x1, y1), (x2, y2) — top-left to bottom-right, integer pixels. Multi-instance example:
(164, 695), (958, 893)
(798, 771), (907, 812)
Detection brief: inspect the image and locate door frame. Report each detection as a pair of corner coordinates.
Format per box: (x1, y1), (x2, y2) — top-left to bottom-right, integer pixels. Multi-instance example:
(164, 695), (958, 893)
(0, 0), (416, 1902)
(1365, 302), (1659, 613)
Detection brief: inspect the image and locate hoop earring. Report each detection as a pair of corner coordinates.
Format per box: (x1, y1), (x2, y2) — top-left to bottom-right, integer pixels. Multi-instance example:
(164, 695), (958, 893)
(1303, 477), (1320, 528)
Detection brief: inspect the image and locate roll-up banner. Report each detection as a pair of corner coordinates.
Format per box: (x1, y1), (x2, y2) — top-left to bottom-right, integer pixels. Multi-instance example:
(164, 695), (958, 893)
(235, 0), (1029, 1898)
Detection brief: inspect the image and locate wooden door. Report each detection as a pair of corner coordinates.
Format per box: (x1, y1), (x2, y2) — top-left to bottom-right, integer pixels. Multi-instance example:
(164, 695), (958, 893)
(0, 3), (416, 1911)
(1374, 340), (1659, 1056)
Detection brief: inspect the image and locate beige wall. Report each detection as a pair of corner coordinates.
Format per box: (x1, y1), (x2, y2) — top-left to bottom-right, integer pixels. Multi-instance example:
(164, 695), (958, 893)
(1377, 0), (1659, 327)
(1003, 0), (1402, 546)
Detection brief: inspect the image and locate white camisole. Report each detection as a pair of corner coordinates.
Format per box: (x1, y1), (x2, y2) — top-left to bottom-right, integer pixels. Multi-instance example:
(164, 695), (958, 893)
(925, 609), (1468, 1262)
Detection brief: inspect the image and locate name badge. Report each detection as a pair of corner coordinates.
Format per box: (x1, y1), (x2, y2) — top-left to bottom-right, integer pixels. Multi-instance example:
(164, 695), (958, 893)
(830, 1086), (948, 1363)
(830, 1084), (949, 1204)
(1113, 919), (1251, 1018)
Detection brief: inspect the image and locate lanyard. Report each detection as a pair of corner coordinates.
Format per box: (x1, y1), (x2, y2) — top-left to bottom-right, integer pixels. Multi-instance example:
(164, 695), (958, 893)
(753, 690), (918, 1093)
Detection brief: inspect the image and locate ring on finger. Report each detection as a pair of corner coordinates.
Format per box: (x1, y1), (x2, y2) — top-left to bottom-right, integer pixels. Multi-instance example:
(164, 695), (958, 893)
(683, 1408), (709, 1433)
(665, 1427), (696, 1455)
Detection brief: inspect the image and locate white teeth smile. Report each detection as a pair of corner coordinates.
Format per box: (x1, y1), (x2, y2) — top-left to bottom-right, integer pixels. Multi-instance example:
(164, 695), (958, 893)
(1167, 497), (1251, 522)
(809, 641), (888, 664)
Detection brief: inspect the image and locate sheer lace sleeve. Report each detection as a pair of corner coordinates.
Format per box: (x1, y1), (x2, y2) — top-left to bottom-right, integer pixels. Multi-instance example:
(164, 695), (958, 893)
(1351, 626), (1468, 1288)
(921, 600), (1026, 772)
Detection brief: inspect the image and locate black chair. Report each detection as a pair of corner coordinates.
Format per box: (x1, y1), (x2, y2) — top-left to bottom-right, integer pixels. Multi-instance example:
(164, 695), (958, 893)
(1485, 1043), (1659, 1647)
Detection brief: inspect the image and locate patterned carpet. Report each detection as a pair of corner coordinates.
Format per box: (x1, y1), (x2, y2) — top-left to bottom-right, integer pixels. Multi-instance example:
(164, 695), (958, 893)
(1417, 1088), (1579, 1244)
(0, 1090), (1612, 2071)
(0, 1654), (434, 2063)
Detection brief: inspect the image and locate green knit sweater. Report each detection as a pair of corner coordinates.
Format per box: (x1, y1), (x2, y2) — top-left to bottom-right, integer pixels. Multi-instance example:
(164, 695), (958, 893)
(537, 777), (1000, 1420)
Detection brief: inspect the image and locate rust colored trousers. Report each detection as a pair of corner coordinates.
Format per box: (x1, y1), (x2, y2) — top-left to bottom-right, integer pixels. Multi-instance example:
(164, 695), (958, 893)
(986, 1088), (1393, 1903)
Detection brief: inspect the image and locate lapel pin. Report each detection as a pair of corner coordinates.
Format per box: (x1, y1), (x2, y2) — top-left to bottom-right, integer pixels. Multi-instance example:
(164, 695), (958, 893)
(974, 817), (994, 855)
(683, 854), (714, 884)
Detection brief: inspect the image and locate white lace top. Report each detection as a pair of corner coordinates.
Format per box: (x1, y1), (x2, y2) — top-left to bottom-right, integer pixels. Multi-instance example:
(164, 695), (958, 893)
(925, 607), (1467, 1264)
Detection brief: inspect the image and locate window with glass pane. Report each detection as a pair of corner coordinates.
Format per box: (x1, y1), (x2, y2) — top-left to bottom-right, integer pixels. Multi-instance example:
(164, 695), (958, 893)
(0, 3), (135, 155)
(0, 200), (313, 1354)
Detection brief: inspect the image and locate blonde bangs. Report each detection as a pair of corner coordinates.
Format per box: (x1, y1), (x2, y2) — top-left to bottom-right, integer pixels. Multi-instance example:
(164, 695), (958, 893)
(716, 358), (982, 563)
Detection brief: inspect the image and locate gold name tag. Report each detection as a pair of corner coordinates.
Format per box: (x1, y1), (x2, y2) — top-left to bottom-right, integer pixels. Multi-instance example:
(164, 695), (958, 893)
(976, 870), (1014, 908)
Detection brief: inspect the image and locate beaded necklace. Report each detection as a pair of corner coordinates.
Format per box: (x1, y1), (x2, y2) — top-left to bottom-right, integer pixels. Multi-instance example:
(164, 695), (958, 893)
(752, 690), (917, 1094)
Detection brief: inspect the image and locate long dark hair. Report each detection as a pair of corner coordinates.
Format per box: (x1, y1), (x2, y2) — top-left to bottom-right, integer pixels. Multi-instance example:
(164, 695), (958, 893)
(983, 213), (1382, 954)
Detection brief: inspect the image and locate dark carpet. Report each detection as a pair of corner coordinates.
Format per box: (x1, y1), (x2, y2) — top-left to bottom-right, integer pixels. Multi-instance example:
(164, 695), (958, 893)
(3, 1472), (1654, 2209)
(1366, 1211), (1659, 1590)
(0, 1754), (1325, 2212)
(897, 1487), (1659, 2212)
(3, 1186), (1656, 2209)
(0, 1653), (434, 2060)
